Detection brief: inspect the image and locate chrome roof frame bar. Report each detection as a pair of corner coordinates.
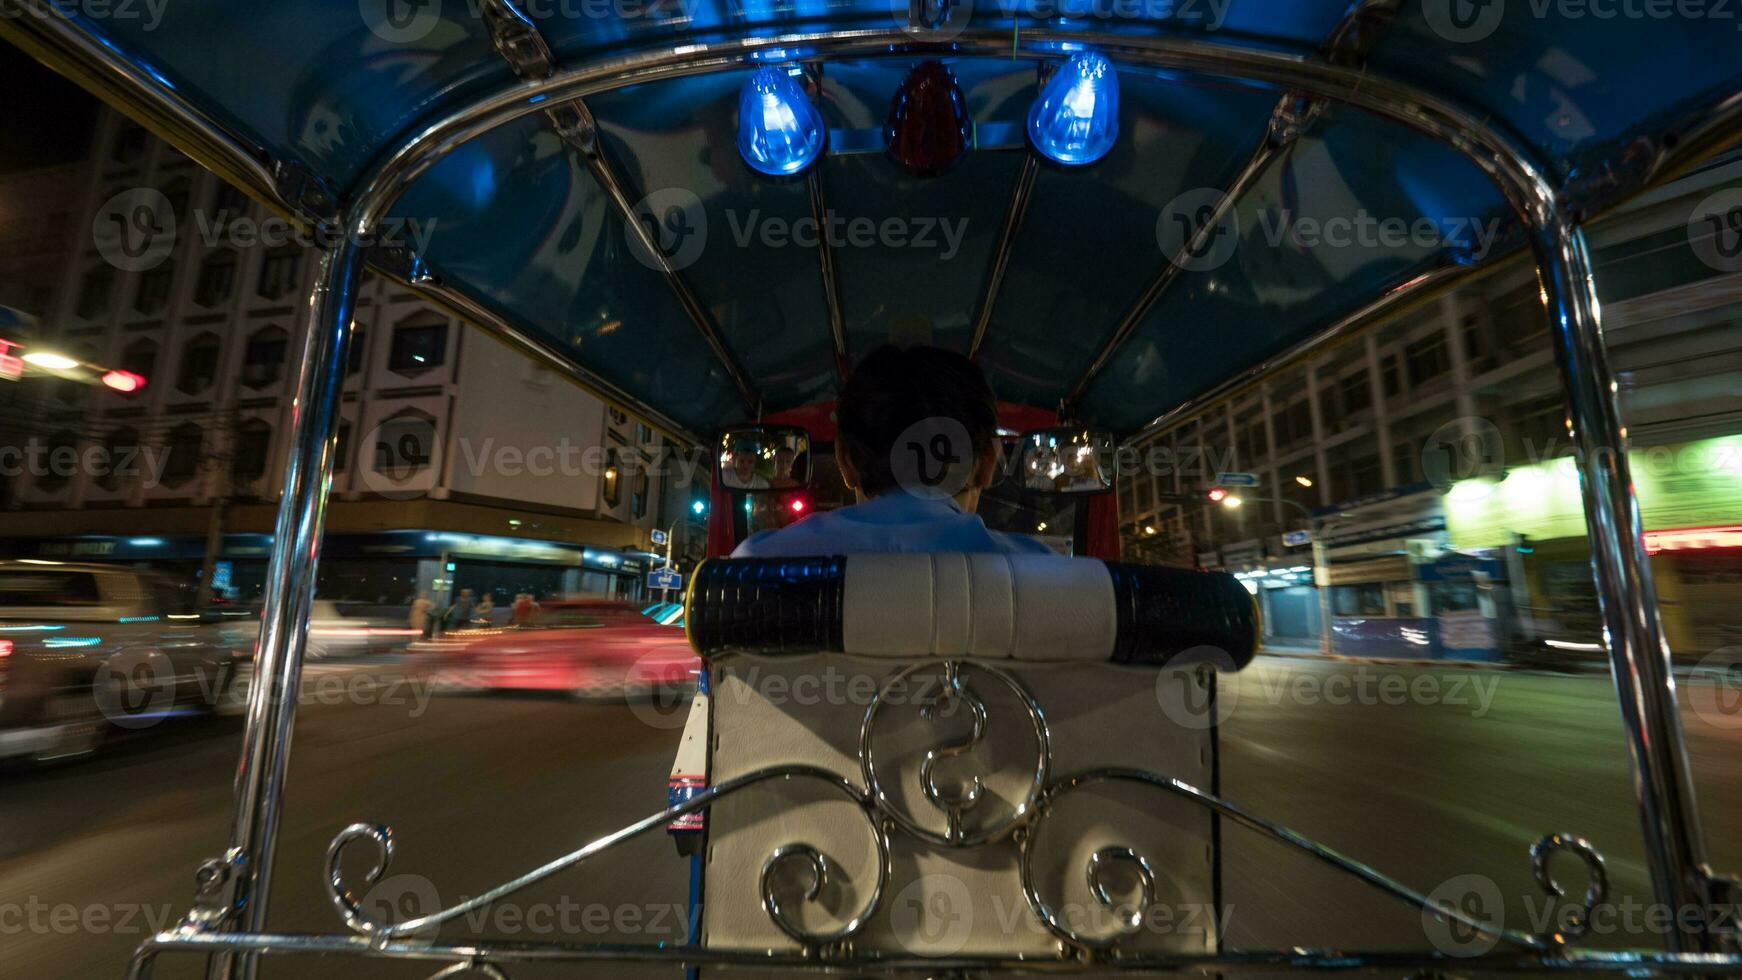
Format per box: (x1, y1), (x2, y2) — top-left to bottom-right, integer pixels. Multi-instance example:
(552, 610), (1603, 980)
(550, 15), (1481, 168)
(3, 4), (1737, 973)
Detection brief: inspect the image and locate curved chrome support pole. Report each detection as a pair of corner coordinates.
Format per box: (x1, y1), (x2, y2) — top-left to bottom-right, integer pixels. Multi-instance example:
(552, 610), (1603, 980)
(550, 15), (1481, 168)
(206, 240), (363, 979)
(1529, 218), (1716, 952)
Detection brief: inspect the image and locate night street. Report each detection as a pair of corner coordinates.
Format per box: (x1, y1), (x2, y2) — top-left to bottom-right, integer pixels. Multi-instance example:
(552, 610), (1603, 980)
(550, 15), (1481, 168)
(5, 655), (1740, 978)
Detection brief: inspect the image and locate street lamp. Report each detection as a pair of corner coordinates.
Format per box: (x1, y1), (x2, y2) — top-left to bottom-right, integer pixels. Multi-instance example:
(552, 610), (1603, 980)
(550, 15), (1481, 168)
(21, 351), (78, 370)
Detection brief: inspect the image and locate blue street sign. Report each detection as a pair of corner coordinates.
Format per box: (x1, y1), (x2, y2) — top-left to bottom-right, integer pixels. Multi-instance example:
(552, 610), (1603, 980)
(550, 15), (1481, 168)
(1282, 530), (1313, 548)
(648, 568), (683, 591)
(651, 529), (669, 546)
(1215, 471), (1260, 487)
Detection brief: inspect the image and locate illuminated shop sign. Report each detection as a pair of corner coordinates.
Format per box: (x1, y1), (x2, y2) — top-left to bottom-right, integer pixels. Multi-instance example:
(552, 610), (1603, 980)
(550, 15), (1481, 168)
(1446, 435), (1742, 549)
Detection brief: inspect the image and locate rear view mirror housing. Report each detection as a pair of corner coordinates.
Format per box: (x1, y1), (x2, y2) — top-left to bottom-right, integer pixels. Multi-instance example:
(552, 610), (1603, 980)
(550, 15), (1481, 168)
(717, 425), (813, 491)
(1018, 427), (1116, 494)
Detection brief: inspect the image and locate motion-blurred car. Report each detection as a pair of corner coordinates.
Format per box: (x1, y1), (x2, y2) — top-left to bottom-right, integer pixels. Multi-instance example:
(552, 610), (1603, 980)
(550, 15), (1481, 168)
(417, 596), (698, 699)
(0, 562), (246, 763)
(305, 599), (422, 660)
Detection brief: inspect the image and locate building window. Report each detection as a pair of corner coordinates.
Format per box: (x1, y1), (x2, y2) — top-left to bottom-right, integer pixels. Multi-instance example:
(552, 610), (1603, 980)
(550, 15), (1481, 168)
(603, 449), (622, 507)
(372, 412), (436, 484)
(1380, 354), (1401, 397)
(635, 422), (652, 445)
(176, 332), (221, 396)
(194, 250), (237, 307)
(631, 470), (650, 519)
(1339, 370), (1371, 414)
(231, 419), (273, 483)
(96, 427), (141, 492)
(1352, 453), (1384, 496)
(33, 431), (79, 494)
(119, 338), (157, 395)
(211, 182), (250, 230)
(335, 421), (352, 474)
(76, 266), (114, 320)
(346, 326), (368, 375)
(241, 325), (289, 389)
(609, 408), (628, 427)
(162, 178), (192, 227)
(161, 422), (204, 488)
(1393, 441), (1418, 486)
(1332, 583), (1387, 617)
(132, 263), (175, 315)
(256, 246), (303, 300)
(1405, 334), (1449, 386)
(388, 313), (448, 374)
(111, 124), (148, 165)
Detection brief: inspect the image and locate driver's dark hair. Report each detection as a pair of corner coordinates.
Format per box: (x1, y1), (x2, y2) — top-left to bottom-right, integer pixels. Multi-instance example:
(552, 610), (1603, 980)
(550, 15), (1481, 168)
(836, 344), (998, 496)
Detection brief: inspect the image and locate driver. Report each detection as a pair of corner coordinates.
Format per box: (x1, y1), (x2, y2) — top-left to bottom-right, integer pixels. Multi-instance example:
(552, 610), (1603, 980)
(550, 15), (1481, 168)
(733, 345), (1053, 557)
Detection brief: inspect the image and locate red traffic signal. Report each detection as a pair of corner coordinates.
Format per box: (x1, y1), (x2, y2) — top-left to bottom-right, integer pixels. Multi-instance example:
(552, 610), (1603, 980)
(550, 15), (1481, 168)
(101, 369), (147, 393)
(1207, 486), (1230, 503)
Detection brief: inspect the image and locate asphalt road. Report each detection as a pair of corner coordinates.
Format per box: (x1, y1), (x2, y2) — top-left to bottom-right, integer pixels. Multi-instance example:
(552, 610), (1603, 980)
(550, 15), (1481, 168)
(3, 656), (1740, 978)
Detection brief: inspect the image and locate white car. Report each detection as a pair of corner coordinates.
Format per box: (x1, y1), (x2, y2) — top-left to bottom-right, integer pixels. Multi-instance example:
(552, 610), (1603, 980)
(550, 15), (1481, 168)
(304, 600), (421, 660)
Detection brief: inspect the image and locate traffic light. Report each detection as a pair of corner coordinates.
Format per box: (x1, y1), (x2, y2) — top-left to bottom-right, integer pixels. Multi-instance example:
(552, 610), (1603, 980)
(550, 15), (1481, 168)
(691, 499), (707, 516)
(101, 369), (146, 393)
(1207, 486), (1230, 503)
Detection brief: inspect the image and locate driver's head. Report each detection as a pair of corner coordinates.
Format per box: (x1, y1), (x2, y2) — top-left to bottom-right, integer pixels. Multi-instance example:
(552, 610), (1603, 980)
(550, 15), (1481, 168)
(836, 344), (999, 506)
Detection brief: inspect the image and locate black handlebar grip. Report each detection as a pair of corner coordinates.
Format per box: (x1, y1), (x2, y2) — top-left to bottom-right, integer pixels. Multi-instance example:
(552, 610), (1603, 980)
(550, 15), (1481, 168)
(685, 556), (846, 658)
(1104, 563), (1260, 671)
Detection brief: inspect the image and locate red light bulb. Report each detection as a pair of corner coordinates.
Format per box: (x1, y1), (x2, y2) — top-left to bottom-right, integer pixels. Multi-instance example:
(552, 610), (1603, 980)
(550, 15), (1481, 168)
(885, 61), (972, 177)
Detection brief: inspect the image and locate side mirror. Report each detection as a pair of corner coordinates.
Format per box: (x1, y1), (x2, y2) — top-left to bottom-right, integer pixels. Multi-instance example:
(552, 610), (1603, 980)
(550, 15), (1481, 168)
(717, 425), (813, 491)
(1019, 427), (1115, 494)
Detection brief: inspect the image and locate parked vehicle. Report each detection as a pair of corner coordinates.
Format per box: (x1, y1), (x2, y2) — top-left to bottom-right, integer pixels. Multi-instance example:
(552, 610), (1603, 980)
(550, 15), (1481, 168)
(0, 562), (246, 764)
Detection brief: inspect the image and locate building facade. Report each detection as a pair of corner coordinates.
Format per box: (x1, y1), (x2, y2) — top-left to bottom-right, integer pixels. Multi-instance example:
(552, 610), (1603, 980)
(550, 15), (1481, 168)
(1119, 154), (1742, 662)
(0, 109), (694, 607)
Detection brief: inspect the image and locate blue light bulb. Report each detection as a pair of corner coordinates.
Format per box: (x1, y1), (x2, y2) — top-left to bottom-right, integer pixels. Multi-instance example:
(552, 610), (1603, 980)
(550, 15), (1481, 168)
(1027, 51), (1120, 166)
(737, 66), (825, 177)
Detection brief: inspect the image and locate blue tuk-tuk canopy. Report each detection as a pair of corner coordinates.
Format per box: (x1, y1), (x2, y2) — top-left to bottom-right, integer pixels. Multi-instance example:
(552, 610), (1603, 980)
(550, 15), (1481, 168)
(43, 1), (1742, 435)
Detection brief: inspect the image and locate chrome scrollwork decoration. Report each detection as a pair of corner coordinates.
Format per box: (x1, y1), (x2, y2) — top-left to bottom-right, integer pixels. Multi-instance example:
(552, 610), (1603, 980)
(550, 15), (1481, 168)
(860, 660), (1050, 846)
(324, 766), (887, 946)
(1530, 832), (1609, 944)
(1088, 847), (1158, 935)
(428, 959), (509, 980)
(919, 661), (990, 841)
(1021, 778), (1166, 950)
(760, 839), (889, 949)
(326, 822), (396, 936)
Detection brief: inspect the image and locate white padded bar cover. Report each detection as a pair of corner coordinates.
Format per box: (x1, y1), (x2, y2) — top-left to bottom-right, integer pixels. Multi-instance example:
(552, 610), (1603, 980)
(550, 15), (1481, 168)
(841, 553), (1117, 661)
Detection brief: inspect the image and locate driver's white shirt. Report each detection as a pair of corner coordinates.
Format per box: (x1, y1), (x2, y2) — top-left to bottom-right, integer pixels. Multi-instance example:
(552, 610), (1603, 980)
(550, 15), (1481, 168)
(732, 491), (1054, 557)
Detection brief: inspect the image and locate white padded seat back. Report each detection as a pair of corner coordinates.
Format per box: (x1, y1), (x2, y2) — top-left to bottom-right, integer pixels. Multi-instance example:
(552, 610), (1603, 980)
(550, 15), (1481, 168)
(841, 553), (1118, 661)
